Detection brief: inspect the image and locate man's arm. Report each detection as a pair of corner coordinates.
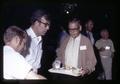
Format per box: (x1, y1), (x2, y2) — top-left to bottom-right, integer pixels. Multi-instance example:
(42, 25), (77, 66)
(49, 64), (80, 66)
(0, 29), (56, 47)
(86, 38), (97, 73)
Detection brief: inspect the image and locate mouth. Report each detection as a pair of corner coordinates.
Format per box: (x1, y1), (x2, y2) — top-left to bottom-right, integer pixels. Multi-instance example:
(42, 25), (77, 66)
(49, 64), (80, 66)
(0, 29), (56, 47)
(42, 31), (47, 35)
(44, 31), (47, 33)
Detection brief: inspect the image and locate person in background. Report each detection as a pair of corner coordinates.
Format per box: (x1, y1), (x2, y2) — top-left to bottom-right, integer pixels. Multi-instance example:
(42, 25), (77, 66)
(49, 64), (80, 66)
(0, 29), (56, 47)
(95, 28), (115, 80)
(3, 26), (46, 79)
(52, 18), (97, 80)
(23, 9), (50, 74)
(82, 19), (95, 45)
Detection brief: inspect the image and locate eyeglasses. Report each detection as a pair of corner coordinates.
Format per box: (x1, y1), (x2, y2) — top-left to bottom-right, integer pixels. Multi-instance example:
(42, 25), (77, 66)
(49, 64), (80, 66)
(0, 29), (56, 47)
(37, 20), (50, 27)
(68, 28), (79, 31)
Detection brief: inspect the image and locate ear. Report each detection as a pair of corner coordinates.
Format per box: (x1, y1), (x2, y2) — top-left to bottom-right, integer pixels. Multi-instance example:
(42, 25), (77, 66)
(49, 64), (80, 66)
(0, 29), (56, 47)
(79, 25), (82, 31)
(35, 20), (39, 25)
(15, 36), (20, 46)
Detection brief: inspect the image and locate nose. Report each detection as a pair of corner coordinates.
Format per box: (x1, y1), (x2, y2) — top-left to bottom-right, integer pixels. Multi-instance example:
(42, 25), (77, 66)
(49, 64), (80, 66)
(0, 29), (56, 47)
(46, 25), (49, 30)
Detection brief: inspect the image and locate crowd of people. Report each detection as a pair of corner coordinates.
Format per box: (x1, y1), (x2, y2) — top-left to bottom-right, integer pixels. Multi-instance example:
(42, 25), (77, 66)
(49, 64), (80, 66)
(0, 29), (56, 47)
(3, 9), (115, 80)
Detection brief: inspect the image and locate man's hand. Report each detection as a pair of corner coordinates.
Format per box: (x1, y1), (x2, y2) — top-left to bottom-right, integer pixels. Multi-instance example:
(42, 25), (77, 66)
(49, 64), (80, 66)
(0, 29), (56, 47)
(52, 60), (61, 69)
(25, 71), (47, 80)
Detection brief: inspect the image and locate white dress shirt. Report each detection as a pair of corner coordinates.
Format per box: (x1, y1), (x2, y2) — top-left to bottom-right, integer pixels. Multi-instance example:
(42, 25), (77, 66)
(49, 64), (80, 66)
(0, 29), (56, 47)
(25, 27), (42, 73)
(3, 45), (32, 79)
(65, 34), (81, 68)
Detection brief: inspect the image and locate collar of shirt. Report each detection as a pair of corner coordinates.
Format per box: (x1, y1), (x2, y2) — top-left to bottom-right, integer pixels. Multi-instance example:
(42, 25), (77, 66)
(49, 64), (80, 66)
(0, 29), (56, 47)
(86, 31), (92, 34)
(101, 38), (109, 41)
(70, 34), (81, 41)
(4, 45), (21, 56)
(26, 27), (42, 45)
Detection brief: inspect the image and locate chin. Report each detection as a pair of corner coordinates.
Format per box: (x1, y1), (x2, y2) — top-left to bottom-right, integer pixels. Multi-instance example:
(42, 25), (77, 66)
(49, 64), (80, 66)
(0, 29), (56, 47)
(72, 36), (76, 38)
(43, 32), (47, 35)
(42, 33), (45, 36)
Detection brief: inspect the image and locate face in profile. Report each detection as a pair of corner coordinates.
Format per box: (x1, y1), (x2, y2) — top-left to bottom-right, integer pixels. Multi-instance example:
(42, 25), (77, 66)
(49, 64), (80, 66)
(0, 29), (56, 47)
(15, 37), (27, 53)
(68, 22), (81, 38)
(35, 16), (50, 36)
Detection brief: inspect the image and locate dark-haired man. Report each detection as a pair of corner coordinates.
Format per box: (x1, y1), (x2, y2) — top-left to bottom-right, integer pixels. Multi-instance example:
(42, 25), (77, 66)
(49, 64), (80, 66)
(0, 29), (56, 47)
(24, 9), (51, 74)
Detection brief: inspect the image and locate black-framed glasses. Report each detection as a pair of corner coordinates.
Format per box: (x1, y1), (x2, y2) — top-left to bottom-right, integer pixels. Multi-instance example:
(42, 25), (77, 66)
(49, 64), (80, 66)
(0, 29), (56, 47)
(37, 20), (50, 27)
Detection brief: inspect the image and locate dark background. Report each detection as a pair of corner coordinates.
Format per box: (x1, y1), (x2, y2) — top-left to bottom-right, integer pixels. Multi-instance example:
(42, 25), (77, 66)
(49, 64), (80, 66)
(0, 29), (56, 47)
(0, 0), (119, 80)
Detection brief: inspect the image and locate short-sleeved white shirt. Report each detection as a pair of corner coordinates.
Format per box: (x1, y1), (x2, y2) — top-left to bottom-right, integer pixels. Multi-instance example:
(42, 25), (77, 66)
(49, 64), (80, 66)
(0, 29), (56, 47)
(3, 45), (32, 79)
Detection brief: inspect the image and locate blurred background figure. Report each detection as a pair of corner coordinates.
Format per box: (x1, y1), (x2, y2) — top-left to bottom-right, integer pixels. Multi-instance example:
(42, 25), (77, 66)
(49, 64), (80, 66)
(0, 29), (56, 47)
(95, 28), (115, 80)
(83, 19), (95, 45)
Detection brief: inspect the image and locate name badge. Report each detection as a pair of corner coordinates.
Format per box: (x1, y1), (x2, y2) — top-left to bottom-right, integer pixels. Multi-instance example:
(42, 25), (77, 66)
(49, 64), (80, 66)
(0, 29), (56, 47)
(105, 46), (110, 50)
(80, 45), (87, 50)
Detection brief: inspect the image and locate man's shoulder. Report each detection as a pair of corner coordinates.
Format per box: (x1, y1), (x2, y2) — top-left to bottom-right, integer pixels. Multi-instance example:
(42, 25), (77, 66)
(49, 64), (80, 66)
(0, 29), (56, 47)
(108, 39), (114, 44)
(81, 34), (89, 40)
(80, 34), (92, 45)
(26, 27), (36, 39)
(95, 39), (102, 44)
(81, 30), (87, 36)
(26, 27), (31, 34)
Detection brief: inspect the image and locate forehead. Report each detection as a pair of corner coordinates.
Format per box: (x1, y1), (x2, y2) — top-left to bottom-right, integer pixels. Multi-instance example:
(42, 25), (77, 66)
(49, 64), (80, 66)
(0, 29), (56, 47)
(87, 20), (93, 24)
(101, 30), (109, 34)
(40, 16), (50, 23)
(68, 22), (79, 28)
(101, 30), (108, 33)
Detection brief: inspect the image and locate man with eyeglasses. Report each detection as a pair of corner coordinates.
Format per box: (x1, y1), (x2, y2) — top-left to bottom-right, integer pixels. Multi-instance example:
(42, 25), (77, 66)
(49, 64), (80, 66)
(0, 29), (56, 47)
(52, 18), (97, 80)
(22, 9), (50, 75)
